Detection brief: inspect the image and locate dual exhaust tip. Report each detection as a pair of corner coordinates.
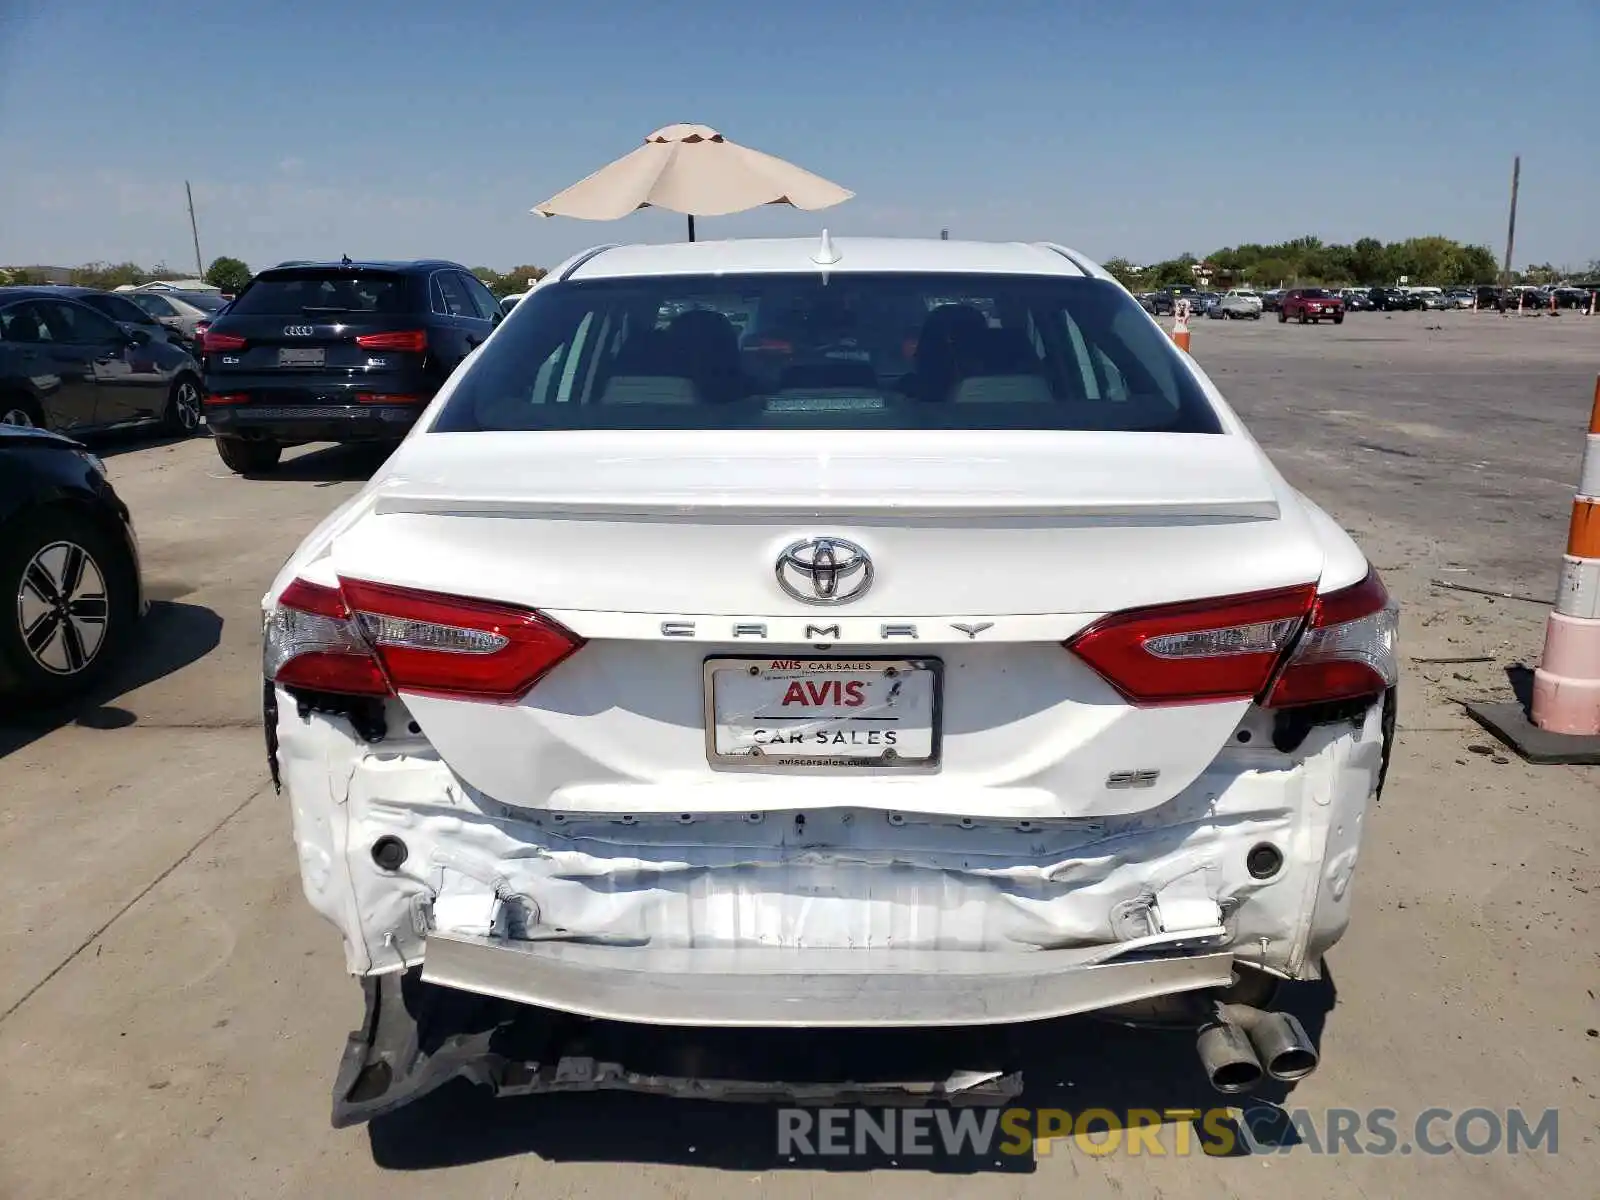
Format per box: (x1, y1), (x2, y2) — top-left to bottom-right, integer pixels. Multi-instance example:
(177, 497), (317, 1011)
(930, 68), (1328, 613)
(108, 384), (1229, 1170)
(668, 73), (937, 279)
(1196, 1003), (1319, 1093)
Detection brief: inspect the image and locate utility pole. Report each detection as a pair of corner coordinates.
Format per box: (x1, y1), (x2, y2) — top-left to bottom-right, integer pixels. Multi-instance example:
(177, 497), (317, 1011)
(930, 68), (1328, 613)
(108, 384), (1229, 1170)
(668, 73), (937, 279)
(1501, 155), (1520, 291)
(186, 181), (204, 279)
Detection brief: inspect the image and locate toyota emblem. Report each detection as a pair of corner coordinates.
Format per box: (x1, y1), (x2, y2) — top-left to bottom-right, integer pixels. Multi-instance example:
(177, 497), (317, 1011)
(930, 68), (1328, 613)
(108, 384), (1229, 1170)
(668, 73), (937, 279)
(775, 537), (874, 605)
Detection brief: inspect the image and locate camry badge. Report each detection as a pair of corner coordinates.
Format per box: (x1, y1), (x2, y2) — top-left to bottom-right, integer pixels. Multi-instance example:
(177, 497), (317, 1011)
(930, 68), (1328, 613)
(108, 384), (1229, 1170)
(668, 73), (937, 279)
(950, 622), (994, 639)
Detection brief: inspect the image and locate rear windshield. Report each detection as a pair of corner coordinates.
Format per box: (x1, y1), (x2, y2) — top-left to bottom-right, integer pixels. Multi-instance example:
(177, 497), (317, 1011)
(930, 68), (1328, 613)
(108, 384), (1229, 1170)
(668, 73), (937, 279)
(172, 291), (226, 312)
(434, 273), (1222, 434)
(1301, 289), (1332, 298)
(228, 271), (410, 316)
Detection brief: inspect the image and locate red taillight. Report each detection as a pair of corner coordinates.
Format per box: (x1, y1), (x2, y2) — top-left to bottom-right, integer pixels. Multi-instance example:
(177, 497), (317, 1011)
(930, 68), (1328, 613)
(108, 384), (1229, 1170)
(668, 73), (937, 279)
(264, 576), (582, 703)
(1067, 571), (1399, 710)
(354, 393), (424, 405)
(202, 330), (247, 352)
(1068, 586), (1316, 706)
(339, 579), (581, 702)
(265, 579), (390, 695)
(204, 392), (249, 405)
(746, 337), (792, 352)
(355, 330), (427, 352)
(1265, 569), (1398, 707)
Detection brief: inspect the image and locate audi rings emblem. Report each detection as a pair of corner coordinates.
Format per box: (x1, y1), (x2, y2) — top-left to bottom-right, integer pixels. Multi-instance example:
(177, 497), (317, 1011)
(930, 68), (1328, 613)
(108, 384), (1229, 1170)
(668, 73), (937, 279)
(775, 537), (874, 605)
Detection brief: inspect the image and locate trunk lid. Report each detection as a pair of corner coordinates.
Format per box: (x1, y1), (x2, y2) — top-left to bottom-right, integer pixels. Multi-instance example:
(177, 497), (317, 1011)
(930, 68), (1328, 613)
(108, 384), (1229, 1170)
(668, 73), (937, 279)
(328, 430), (1327, 818)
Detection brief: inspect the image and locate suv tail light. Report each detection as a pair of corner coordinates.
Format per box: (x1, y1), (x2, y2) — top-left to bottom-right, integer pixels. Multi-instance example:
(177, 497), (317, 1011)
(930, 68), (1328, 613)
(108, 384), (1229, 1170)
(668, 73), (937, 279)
(1067, 569), (1397, 709)
(265, 577), (582, 702)
(202, 330), (247, 352)
(1263, 570), (1397, 707)
(355, 330), (428, 352)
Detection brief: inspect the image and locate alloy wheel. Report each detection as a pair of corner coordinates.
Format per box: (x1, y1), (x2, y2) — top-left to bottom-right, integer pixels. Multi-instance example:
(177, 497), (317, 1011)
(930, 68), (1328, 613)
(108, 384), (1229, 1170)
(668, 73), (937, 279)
(1, 407), (34, 427)
(174, 380), (202, 430)
(17, 541), (109, 675)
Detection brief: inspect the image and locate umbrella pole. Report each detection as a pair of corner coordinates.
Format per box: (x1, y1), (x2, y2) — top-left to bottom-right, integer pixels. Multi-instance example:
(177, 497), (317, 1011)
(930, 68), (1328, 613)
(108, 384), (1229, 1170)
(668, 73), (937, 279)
(687, 214), (696, 242)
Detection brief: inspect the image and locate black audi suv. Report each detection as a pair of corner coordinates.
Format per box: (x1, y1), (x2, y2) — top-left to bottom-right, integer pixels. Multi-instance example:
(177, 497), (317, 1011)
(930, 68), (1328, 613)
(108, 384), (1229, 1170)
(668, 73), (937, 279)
(199, 259), (501, 473)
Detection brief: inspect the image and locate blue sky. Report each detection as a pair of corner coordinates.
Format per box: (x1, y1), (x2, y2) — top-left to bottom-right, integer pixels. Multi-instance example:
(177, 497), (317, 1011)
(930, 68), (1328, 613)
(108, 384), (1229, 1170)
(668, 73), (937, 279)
(1, 0), (1595, 273)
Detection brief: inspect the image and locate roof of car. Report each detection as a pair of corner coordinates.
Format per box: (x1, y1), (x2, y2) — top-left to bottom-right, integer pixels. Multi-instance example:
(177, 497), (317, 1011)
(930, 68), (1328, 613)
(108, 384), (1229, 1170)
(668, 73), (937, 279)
(558, 237), (1097, 282)
(262, 259), (465, 274)
(0, 285), (107, 302)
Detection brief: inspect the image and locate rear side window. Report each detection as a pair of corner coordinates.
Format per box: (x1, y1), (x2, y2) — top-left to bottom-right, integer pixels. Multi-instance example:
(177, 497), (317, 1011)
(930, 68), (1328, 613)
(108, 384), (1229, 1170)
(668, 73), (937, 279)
(0, 301), (52, 342)
(434, 272), (1222, 434)
(229, 271), (410, 315)
(130, 293), (177, 317)
(173, 291), (226, 312)
(82, 293), (152, 324)
(431, 272), (476, 318)
(457, 272), (501, 321)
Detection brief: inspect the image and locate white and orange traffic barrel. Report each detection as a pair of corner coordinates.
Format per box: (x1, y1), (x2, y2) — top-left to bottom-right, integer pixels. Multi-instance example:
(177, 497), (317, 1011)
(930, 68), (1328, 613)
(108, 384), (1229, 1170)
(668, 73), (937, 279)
(1531, 376), (1600, 734)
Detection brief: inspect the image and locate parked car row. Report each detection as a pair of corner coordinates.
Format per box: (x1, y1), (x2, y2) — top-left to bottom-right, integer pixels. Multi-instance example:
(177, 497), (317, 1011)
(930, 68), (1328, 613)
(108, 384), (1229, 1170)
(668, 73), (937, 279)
(0, 286), (205, 436)
(1136, 280), (1600, 322)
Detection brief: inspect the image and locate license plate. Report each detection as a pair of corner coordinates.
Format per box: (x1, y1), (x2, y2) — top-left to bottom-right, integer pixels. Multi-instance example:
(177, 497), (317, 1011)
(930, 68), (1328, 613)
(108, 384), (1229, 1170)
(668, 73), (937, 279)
(277, 347), (324, 367)
(704, 657), (940, 768)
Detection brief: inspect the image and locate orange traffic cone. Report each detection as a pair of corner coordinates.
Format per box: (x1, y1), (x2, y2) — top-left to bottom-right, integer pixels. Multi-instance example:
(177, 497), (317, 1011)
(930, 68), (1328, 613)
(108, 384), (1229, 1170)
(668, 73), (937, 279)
(1531, 377), (1600, 734)
(1467, 377), (1600, 760)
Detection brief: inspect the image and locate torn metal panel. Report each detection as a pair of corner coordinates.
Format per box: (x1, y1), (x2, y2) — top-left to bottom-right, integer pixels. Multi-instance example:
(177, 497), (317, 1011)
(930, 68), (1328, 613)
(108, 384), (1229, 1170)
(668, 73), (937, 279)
(277, 685), (1386, 993)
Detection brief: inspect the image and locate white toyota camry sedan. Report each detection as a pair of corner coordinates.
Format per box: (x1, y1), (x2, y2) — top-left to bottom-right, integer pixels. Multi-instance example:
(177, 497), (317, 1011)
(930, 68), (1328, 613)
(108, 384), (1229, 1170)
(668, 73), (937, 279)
(262, 236), (1398, 1123)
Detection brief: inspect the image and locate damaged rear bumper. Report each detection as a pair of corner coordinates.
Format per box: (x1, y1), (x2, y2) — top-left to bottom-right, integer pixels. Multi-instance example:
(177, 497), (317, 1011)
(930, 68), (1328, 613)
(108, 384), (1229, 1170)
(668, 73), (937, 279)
(420, 933), (1238, 1028)
(332, 969), (1028, 1128)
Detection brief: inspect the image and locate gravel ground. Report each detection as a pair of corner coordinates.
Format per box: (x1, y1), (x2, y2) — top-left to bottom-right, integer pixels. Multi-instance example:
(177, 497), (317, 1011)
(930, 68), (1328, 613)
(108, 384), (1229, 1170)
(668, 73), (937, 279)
(0, 309), (1595, 1198)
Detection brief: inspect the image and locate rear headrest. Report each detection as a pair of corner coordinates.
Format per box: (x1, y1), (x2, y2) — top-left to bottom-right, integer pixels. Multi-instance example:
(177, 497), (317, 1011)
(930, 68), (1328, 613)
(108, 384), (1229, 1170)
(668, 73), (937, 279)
(665, 308), (742, 402)
(666, 308), (739, 358)
(977, 327), (1038, 375)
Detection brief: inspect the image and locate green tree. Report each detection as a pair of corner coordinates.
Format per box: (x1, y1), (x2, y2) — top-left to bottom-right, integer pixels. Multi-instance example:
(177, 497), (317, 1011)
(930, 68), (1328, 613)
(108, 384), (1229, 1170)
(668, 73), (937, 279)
(1451, 244), (1497, 284)
(504, 264), (548, 292)
(1348, 238), (1388, 285)
(70, 261), (146, 290)
(472, 267), (507, 293)
(1100, 257), (1142, 288)
(205, 256), (252, 293)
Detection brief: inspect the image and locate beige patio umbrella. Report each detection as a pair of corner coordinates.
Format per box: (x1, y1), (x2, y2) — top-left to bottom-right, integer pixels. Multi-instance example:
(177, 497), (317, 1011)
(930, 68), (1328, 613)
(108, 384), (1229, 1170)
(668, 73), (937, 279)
(532, 124), (852, 241)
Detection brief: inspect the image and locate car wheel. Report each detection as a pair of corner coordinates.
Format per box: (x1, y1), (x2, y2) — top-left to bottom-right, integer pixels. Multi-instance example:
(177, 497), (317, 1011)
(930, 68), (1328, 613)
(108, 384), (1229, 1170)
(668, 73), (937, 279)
(1334, 314), (1345, 325)
(215, 436), (282, 474)
(1298, 312), (1309, 324)
(1, 399), (42, 428)
(1251, 312), (1261, 320)
(1278, 311), (1288, 324)
(0, 508), (137, 711)
(163, 376), (203, 436)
